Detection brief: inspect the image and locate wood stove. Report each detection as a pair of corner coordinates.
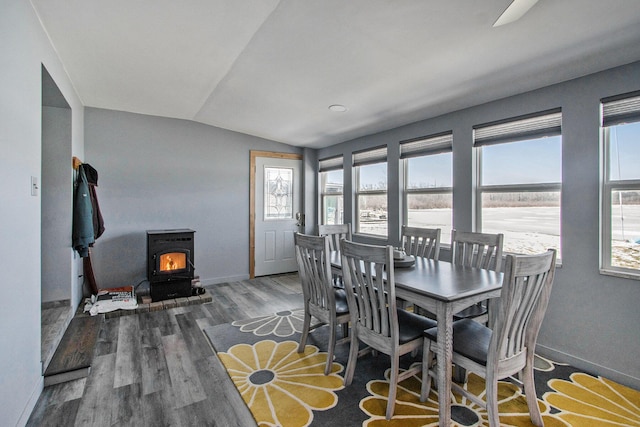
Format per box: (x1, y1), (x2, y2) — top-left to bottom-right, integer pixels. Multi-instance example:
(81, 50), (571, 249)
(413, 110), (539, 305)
(147, 229), (195, 301)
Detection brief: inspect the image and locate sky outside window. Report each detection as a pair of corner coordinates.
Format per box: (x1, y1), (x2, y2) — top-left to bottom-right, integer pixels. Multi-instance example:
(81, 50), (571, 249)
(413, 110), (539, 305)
(359, 163), (387, 190)
(609, 121), (640, 181)
(407, 153), (452, 188)
(482, 136), (562, 185)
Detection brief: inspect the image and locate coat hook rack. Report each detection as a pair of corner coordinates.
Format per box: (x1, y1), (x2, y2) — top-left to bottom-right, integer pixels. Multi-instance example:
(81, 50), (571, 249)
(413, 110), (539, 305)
(72, 154), (100, 294)
(72, 156), (82, 170)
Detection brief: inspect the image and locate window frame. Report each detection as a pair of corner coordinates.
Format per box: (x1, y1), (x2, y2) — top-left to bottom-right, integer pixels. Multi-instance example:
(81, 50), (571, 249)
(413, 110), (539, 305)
(600, 91), (640, 278)
(318, 155), (344, 226)
(353, 146), (388, 237)
(474, 109), (563, 257)
(401, 132), (454, 244)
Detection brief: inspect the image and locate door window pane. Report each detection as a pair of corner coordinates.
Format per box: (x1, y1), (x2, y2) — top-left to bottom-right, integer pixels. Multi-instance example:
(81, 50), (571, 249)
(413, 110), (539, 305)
(264, 167), (293, 219)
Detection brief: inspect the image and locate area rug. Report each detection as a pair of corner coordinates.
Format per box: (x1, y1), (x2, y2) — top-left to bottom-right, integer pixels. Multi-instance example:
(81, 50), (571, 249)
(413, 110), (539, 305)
(203, 309), (640, 427)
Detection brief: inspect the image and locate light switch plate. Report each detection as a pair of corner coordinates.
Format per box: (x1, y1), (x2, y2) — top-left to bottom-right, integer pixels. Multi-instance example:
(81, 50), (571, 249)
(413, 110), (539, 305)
(31, 176), (38, 196)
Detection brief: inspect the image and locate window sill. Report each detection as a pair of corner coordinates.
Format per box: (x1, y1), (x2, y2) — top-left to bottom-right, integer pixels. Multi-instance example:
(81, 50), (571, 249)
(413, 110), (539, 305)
(353, 233), (388, 242)
(600, 268), (640, 281)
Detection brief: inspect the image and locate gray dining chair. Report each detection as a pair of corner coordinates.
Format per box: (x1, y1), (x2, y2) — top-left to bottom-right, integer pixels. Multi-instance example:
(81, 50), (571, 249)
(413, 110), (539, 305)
(450, 229), (504, 323)
(294, 232), (350, 375)
(401, 225), (441, 260)
(318, 223), (352, 286)
(421, 249), (557, 427)
(340, 239), (436, 420)
(399, 226), (441, 312)
(318, 223), (352, 252)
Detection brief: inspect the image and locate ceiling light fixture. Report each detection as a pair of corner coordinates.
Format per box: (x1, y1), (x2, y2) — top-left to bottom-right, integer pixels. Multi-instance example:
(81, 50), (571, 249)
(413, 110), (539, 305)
(493, 0), (539, 27)
(329, 104), (347, 112)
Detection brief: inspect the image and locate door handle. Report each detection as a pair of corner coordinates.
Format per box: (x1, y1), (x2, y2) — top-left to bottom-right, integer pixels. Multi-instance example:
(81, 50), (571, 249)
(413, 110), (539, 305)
(295, 212), (305, 227)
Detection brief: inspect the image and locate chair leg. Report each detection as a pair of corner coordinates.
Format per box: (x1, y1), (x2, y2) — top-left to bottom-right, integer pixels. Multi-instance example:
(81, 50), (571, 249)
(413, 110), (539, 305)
(342, 321), (349, 339)
(420, 340), (433, 402)
(325, 322), (337, 375)
(298, 309), (311, 353)
(485, 378), (500, 427)
(522, 361), (543, 426)
(386, 354), (400, 420)
(343, 330), (359, 386)
(453, 365), (467, 383)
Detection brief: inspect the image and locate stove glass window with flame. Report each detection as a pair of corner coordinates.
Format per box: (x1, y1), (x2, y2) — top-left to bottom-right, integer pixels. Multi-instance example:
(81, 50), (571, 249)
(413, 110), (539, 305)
(159, 252), (188, 273)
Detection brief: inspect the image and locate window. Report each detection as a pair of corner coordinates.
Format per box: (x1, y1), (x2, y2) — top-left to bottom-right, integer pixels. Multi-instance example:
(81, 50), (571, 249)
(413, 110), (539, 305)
(601, 91), (640, 275)
(319, 156), (344, 225)
(401, 132), (453, 244)
(264, 167), (293, 219)
(474, 109), (562, 256)
(354, 146), (387, 236)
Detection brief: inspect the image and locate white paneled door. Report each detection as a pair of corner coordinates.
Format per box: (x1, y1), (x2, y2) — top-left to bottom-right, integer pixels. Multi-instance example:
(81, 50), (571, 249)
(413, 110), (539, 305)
(253, 154), (302, 277)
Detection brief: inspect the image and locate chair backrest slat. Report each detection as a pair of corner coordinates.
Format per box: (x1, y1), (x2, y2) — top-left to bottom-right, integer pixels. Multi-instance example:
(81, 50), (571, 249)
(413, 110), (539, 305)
(451, 229), (504, 271)
(401, 226), (441, 259)
(491, 249), (557, 363)
(318, 224), (352, 252)
(294, 233), (334, 313)
(340, 240), (397, 342)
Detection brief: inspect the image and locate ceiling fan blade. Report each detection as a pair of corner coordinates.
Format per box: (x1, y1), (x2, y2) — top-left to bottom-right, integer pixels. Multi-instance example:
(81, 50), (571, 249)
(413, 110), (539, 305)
(493, 0), (539, 27)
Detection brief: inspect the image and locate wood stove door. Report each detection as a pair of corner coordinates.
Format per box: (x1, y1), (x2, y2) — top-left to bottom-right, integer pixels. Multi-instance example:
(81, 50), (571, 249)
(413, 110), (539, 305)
(254, 155), (302, 276)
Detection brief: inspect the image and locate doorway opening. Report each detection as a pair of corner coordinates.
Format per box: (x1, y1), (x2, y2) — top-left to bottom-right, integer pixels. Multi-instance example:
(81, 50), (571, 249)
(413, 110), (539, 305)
(41, 65), (74, 372)
(249, 151), (303, 278)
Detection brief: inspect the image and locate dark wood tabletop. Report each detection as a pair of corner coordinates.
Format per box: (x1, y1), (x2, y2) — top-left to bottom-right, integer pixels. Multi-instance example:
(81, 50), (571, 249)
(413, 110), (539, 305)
(392, 256), (502, 301)
(330, 251), (503, 302)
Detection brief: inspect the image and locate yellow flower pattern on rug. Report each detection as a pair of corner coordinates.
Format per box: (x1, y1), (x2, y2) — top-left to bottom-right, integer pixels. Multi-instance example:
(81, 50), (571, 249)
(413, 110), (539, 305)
(217, 340), (344, 427)
(361, 365), (569, 426)
(543, 373), (640, 427)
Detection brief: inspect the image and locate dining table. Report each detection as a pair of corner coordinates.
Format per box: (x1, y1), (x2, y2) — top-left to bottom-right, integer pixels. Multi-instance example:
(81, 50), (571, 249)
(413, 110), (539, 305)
(330, 252), (503, 427)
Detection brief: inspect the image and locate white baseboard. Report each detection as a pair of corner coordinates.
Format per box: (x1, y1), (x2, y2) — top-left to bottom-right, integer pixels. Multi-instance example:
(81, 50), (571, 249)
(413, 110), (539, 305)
(202, 274), (250, 286)
(17, 376), (44, 427)
(202, 270), (300, 286)
(536, 344), (640, 391)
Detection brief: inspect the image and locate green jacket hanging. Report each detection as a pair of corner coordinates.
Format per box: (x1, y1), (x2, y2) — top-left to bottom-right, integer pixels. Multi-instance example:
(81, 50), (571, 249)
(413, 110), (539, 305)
(72, 166), (94, 257)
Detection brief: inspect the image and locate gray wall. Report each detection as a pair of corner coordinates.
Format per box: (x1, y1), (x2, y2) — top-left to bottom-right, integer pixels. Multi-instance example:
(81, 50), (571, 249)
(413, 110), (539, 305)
(3, 1), (638, 422)
(41, 105), (73, 303)
(84, 108), (305, 288)
(318, 61), (640, 390)
(0, 2), (85, 424)
(302, 147), (318, 234)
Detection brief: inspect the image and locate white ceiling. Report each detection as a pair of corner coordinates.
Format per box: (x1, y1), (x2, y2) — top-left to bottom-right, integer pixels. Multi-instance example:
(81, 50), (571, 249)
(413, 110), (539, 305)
(31, 0), (640, 149)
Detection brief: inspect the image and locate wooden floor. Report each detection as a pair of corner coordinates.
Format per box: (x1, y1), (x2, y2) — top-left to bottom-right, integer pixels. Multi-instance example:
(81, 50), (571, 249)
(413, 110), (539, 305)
(41, 299), (74, 372)
(28, 273), (304, 427)
(44, 315), (103, 386)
